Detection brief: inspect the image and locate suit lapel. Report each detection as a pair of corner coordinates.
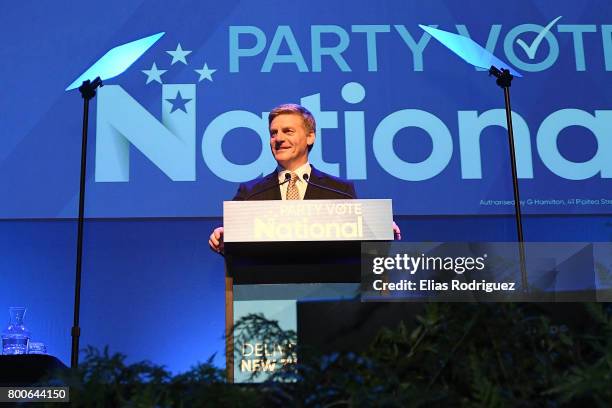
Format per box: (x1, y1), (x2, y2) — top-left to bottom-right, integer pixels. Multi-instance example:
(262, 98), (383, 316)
(260, 171), (282, 200)
(303, 165), (323, 200)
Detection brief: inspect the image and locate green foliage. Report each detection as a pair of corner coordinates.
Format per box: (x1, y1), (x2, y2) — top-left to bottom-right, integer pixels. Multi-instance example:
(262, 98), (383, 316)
(42, 346), (262, 408)
(263, 303), (612, 407)
(38, 303), (611, 407)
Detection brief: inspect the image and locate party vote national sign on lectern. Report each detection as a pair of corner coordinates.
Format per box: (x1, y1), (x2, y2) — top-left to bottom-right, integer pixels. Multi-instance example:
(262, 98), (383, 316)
(223, 199), (393, 382)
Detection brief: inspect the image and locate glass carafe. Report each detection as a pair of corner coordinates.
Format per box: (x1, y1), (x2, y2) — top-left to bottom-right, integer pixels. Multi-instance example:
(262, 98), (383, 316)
(1, 307), (31, 355)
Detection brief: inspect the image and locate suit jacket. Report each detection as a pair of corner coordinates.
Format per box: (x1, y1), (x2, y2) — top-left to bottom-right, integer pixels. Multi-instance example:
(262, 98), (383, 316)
(233, 166), (357, 200)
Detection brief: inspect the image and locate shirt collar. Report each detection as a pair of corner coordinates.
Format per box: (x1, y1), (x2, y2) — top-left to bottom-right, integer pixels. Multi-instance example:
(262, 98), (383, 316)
(277, 162), (312, 182)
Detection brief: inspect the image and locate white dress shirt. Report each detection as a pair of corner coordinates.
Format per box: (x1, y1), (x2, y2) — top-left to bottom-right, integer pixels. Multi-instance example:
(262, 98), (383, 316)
(277, 162), (312, 200)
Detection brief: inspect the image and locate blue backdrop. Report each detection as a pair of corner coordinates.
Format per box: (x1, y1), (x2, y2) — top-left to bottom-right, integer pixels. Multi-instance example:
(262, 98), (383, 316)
(0, 0), (610, 372)
(1, 0), (611, 218)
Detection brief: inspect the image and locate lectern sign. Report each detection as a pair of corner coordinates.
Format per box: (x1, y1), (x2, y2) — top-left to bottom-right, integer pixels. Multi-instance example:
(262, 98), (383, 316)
(224, 199), (393, 242)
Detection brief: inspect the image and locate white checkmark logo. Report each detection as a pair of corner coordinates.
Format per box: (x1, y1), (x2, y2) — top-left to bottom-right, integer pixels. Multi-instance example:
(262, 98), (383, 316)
(516, 16), (562, 60)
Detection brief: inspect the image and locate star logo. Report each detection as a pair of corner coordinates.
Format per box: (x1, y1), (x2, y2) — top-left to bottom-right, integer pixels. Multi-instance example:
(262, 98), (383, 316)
(166, 43), (192, 65)
(140, 37), (218, 86)
(141, 62), (167, 84)
(194, 63), (217, 82)
(165, 91), (192, 113)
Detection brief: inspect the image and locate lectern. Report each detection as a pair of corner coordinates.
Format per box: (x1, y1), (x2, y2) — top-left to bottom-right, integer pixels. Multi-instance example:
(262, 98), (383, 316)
(223, 199), (393, 382)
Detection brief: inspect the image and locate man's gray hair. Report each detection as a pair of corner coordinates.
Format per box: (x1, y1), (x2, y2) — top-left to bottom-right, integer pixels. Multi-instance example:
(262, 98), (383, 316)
(268, 103), (317, 134)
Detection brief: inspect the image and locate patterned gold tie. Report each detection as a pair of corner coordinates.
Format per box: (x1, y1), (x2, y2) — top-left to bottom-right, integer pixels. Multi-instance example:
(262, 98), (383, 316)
(286, 172), (300, 200)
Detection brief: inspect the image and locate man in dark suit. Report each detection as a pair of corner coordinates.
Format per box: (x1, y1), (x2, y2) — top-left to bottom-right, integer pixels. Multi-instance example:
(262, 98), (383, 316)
(209, 103), (399, 252)
(232, 165), (357, 201)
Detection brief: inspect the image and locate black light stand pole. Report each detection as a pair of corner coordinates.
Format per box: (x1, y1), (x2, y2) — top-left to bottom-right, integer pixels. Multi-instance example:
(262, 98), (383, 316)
(488, 67), (528, 292)
(70, 77), (103, 368)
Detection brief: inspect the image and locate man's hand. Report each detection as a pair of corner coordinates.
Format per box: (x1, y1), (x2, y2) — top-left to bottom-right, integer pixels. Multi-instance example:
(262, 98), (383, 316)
(209, 226), (225, 254)
(393, 221), (402, 240)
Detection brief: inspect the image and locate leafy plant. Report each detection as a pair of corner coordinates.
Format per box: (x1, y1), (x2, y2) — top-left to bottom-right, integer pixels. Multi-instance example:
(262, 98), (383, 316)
(36, 302), (611, 407)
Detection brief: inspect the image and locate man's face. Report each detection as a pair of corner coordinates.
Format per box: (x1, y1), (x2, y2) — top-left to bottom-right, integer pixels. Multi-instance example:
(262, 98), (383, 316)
(269, 113), (315, 170)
